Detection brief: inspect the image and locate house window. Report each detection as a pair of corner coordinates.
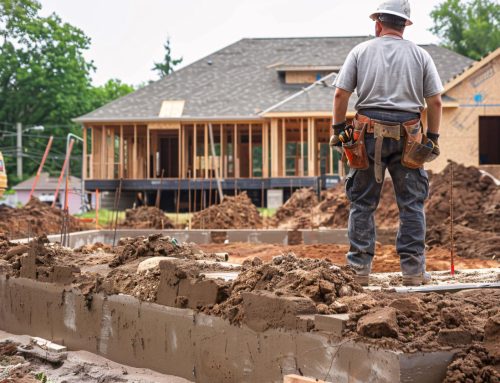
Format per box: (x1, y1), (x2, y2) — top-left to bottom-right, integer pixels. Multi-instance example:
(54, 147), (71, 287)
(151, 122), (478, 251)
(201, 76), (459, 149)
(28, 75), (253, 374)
(479, 116), (500, 165)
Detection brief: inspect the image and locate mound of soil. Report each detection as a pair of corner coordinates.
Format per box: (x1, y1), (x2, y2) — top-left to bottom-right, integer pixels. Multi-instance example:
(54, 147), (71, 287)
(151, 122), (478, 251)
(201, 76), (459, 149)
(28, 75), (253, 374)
(192, 192), (262, 229)
(271, 181), (399, 230)
(121, 206), (174, 229)
(0, 235), (78, 281)
(207, 253), (363, 323)
(443, 344), (500, 383)
(0, 198), (85, 239)
(109, 233), (220, 267)
(425, 162), (500, 259)
(343, 288), (500, 354)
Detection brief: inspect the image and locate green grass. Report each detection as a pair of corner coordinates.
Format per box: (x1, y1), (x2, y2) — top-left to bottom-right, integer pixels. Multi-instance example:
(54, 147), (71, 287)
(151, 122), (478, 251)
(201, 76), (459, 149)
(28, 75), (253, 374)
(258, 207), (277, 218)
(76, 209), (125, 227)
(166, 213), (193, 226)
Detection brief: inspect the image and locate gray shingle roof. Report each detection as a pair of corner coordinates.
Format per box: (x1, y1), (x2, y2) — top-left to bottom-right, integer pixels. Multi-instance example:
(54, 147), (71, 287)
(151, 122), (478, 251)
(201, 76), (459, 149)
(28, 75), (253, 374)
(75, 37), (474, 122)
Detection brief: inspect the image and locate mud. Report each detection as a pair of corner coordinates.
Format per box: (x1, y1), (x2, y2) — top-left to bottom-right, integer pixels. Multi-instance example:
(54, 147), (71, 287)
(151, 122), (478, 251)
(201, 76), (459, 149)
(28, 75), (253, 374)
(0, 198), (86, 240)
(0, 331), (192, 383)
(191, 192), (263, 229)
(109, 233), (222, 267)
(443, 344), (500, 382)
(206, 253), (363, 323)
(121, 206), (175, 229)
(343, 289), (500, 354)
(198, 242), (500, 272)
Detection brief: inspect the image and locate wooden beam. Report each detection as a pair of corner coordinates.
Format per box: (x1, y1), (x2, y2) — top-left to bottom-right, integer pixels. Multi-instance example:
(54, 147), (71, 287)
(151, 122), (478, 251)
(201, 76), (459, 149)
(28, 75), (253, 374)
(146, 125), (150, 179)
(249, 124), (253, 178)
(133, 124), (137, 179)
(90, 126), (94, 179)
(193, 124), (197, 179)
(300, 118), (304, 176)
(234, 124), (239, 178)
(263, 123), (269, 178)
(101, 126), (106, 179)
(270, 119), (279, 177)
(119, 126), (124, 178)
(178, 126), (182, 178)
(204, 123), (209, 178)
(282, 118), (286, 177)
(220, 124), (224, 178)
(82, 126), (87, 180)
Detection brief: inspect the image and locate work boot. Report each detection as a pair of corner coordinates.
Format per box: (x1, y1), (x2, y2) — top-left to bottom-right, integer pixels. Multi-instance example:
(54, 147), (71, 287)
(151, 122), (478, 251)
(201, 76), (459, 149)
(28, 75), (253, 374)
(402, 271), (431, 286)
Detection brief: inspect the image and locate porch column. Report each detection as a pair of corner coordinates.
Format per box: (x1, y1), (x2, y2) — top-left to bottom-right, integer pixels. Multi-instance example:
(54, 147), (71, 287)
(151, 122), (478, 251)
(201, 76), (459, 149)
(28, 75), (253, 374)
(270, 119), (279, 177)
(147, 126), (151, 179)
(101, 126), (106, 179)
(193, 124), (197, 179)
(82, 126), (87, 180)
(204, 123), (209, 178)
(133, 124), (137, 179)
(119, 126), (124, 178)
(249, 124), (253, 177)
(300, 118), (304, 176)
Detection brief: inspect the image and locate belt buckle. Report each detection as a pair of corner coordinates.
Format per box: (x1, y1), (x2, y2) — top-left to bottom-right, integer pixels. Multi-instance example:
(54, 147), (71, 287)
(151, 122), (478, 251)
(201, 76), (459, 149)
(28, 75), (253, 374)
(373, 122), (401, 141)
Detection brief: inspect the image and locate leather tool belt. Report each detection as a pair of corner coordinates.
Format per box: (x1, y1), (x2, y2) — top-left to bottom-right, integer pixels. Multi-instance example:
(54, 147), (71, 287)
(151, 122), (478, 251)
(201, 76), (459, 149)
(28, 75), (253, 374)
(350, 114), (430, 183)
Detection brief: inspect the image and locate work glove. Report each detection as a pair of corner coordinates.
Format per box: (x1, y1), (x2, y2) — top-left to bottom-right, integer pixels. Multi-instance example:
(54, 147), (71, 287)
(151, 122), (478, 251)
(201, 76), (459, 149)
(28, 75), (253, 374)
(426, 132), (440, 162)
(329, 121), (348, 147)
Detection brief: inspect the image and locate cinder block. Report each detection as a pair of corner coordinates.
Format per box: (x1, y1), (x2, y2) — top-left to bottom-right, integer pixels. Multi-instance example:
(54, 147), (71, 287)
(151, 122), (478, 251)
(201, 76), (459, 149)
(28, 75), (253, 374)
(315, 313), (350, 336)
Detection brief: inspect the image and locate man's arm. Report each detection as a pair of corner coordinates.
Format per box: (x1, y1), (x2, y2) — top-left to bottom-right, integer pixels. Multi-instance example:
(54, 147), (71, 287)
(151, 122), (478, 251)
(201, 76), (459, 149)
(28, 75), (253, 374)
(333, 87), (352, 124)
(425, 93), (442, 134)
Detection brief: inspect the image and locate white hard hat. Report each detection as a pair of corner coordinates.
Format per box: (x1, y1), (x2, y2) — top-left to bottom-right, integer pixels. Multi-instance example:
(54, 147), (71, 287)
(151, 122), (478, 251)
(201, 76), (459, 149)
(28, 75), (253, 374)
(370, 0), (412, 26)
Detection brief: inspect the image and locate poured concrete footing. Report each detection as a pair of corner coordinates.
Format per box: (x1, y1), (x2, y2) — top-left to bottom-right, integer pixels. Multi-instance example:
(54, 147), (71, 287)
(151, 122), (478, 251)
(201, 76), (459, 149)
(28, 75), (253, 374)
(0, 276), (454, 383)
(18, 228), (397, 248)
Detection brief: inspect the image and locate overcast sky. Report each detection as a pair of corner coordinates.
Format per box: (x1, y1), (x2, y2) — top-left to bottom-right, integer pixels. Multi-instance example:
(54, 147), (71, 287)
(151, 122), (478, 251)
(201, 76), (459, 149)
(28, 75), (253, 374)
(38, 0), (445, 86)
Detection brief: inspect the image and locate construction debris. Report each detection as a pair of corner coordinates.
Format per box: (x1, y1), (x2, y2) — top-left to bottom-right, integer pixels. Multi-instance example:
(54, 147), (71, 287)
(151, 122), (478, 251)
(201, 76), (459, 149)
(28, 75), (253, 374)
(192, 192), (263, 229)
(121, 206), (175, 229)
(0, 198), (86, 240)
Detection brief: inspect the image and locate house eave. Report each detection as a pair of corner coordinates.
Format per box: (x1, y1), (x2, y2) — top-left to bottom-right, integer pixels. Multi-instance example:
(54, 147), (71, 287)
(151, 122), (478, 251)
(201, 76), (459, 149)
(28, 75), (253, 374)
(73, 116), (266, 124)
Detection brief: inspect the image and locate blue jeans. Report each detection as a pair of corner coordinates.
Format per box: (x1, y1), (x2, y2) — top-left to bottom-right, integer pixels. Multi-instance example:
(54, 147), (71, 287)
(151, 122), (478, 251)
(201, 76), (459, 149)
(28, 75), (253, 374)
(345, 109), (429, 276)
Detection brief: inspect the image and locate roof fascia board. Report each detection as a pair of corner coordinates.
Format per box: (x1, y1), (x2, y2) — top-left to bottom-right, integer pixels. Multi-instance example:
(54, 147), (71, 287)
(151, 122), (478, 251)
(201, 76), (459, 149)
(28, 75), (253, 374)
(74, 116), (265, 124)
(443, 48), (499, 93)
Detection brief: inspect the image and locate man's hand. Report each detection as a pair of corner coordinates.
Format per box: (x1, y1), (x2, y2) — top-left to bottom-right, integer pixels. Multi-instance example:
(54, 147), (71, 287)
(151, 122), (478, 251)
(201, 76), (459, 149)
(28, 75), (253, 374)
(330, 121), (346, 147)
(426, 132), (440, 161)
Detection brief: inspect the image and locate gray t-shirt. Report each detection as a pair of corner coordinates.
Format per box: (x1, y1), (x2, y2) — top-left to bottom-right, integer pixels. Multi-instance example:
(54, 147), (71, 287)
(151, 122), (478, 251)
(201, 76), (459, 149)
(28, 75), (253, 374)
(334, 36), (444, 113)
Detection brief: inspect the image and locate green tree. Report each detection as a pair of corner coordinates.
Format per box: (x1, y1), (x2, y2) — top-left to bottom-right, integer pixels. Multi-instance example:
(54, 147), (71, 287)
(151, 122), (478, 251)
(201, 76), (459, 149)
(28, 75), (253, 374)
(87, 79), (135, 111)
(0, 1), (134, 185)
(152, 38), (183, 78)
(430, 0), (500, 60)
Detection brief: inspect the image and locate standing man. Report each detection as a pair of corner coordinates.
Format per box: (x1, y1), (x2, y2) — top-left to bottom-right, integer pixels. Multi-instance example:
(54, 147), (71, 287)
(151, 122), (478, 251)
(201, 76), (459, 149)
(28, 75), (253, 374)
(332, 0), (443, 286)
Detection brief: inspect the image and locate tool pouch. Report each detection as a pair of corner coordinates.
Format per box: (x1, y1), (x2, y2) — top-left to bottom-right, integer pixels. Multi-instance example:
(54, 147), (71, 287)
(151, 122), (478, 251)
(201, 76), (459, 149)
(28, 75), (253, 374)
(342, 120), (369, 170)
(401, 120), (433, 169)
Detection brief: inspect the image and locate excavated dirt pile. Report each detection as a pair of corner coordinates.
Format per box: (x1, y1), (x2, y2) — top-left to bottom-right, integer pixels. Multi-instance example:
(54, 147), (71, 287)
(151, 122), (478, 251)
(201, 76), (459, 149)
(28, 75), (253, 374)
(426, 162), (500, 259)
(192, 192), (263, 229)
(109, 233), (223, 267)
(0, 235), (79, 282)
(208, 253), (363, 324)
(0, 198), (85, 239)
(342, 289), (500, 381)
(121, 206), (174, 229)
(271, 182), (398, 230)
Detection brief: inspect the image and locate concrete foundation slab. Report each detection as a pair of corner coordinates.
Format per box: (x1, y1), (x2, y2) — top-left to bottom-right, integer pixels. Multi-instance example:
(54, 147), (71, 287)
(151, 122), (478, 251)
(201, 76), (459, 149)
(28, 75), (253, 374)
(0, 276), (457, 383)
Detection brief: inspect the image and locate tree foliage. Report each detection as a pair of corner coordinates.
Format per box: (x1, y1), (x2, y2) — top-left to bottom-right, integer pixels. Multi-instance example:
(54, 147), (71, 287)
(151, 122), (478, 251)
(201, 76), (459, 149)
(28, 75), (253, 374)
(0, 0), (134, 186)
(430, 0), (500, 60)
(152, 38), (183, 78)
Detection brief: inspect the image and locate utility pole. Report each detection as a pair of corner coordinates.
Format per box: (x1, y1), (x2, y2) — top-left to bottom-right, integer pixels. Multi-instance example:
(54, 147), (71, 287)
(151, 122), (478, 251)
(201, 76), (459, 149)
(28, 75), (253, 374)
(16, 122), (22, 179)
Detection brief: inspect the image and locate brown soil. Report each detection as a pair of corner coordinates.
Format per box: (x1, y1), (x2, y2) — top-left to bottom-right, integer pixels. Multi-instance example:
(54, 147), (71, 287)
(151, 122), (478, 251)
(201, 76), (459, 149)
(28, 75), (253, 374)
(198, 243), (500, 272)
(192, 192), (262, 229)
(0, 198), (86, 240)
(443, 344), (500, 382)
(343, 289), (500, 354)
(121, 206), (174, 229)
(109, 233), (222, 268)
(270, 162), (500, 259)
(206, 254), (363, 323)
